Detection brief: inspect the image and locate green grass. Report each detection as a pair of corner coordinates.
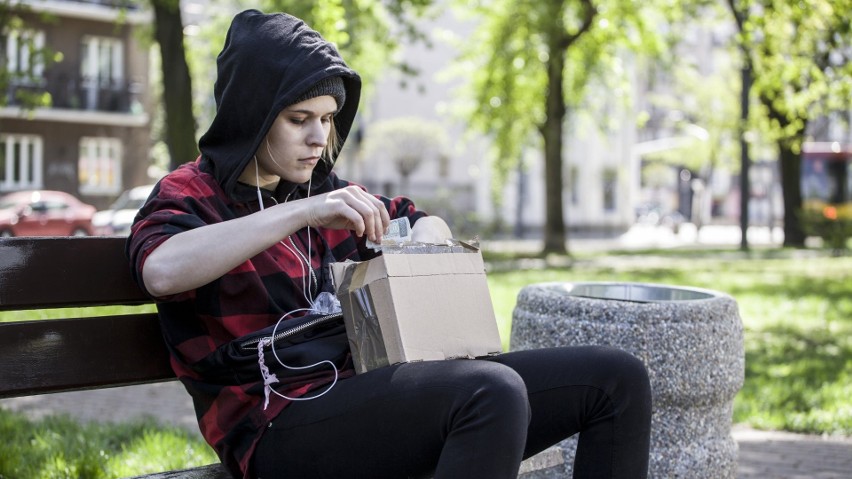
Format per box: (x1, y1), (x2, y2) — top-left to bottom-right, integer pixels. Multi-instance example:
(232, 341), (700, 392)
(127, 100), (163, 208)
(0, 305), (156, 323)
(486, 248), (852, 436)
(0, 409), (217, 479)
(1, 247), (848, 477)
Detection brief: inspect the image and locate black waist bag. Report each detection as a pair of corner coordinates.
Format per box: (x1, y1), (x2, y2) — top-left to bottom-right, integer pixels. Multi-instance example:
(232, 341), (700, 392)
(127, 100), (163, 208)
(194, 236), (350, 386)
(195, 312), (349, 386)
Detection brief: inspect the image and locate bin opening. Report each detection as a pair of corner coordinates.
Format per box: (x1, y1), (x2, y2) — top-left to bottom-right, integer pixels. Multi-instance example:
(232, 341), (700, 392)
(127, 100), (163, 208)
(561, 282), (715, 303)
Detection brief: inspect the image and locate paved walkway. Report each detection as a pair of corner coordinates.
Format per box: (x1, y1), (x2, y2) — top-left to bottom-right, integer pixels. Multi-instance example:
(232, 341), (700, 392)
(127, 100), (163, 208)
(481, 223), (788, 254)
(2, 381), (850, 478)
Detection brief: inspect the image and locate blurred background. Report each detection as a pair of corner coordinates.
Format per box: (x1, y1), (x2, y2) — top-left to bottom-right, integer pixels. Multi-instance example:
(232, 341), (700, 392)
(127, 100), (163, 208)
(0, 0), (850, 252)
(1, 3), (851, 476)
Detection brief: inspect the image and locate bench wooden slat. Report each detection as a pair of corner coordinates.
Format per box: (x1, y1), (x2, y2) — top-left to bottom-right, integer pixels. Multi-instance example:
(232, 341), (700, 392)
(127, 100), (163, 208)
(0, 313), (174, 399)
(0, 237), (148, 311)
(126, 464), (230, 479)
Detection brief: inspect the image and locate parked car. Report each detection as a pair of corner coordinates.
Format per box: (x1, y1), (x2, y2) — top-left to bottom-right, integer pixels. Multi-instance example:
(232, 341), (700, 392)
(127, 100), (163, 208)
(0, 190), (97, 237)
(635, 202), (686, 233)
(92, 184), (155, 236)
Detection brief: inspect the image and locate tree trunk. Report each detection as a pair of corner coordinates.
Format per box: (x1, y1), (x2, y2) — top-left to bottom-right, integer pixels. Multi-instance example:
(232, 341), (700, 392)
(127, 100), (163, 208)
(760, 90), (807, 247)
(152, 0), (197, 171)
(739, 65), (751, 251)
(778, 141), (806, 246)
(541, 33), (568, 255)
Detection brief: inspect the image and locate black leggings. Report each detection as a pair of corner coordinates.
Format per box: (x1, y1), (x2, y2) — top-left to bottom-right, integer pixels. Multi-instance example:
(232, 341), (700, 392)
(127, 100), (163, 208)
(253, 346), (652, 479)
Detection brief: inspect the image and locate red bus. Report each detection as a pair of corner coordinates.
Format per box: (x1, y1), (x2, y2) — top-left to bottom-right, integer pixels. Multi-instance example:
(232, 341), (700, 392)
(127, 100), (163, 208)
(801, 142), (852, 221)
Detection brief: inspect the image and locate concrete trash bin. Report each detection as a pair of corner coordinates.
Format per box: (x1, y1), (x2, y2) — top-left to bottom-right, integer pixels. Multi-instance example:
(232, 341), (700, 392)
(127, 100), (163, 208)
(511, 282), (745, 479)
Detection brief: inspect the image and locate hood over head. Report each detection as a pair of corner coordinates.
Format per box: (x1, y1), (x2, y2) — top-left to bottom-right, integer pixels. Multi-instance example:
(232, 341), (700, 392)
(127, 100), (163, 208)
(198, 9), (361, 198)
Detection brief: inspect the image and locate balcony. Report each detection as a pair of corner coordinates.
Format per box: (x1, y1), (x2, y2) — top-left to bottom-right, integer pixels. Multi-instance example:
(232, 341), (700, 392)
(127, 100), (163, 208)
(65, 0), (144, 9)
(18, 1), (150, 26)
(5, 73), (143, 114)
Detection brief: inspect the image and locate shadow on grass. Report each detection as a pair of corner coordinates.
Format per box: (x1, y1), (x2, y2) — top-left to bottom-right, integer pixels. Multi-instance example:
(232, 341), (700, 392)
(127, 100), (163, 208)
(736, 323), (852, 435)
(723, 274), (852, 327)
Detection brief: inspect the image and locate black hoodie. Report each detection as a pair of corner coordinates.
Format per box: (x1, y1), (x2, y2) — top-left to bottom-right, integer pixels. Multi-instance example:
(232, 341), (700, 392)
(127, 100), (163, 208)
(198, 9), (361, 198)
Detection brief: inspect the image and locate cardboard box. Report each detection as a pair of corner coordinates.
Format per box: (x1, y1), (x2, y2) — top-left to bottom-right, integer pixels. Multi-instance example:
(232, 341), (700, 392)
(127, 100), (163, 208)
(331, 250), (503, 374)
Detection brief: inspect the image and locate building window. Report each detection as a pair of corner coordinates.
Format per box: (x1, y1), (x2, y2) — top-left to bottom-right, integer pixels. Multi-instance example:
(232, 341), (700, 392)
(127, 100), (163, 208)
(80, 36), (124, 110)
(3, 29), (46, 83)
(80, 35), (124, 86)
(0, 134), (44, 190)
(79, 137), (122, 195)
(569, 165), (579, 205)
(602, 168), (618, 212)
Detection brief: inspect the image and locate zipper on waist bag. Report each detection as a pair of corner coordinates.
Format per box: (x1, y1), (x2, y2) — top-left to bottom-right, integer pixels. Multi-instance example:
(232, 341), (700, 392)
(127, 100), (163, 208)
(239, 313), (343, 352)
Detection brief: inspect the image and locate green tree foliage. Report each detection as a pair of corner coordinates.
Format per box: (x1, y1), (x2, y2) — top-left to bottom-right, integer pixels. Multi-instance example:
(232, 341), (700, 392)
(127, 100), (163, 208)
(187, 0), (436, 129)
(263, 0), (432, 91)
(0, 0), (59, 109)
(149, 0), (438, 170)
(638, 3), (740, 176)
(360, 116), (449, 192)
(727, 0), (852, 247)
(641, 69), (739, 173)
(452, 0), (666, 254)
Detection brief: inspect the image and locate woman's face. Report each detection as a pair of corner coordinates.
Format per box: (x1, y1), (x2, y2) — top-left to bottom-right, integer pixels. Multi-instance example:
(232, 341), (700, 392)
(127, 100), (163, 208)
(252, 95), (337, 187)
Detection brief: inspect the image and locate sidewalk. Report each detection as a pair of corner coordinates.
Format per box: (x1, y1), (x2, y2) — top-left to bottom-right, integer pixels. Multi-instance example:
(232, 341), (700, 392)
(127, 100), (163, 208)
(733, 424), (852, 479)
(481, 223), (787, 254)
(2, 381), (850, 478)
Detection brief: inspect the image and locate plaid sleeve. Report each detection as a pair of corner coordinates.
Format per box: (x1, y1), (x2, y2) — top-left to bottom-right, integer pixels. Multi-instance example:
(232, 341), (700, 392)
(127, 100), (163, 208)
(126, 168), (223, 299)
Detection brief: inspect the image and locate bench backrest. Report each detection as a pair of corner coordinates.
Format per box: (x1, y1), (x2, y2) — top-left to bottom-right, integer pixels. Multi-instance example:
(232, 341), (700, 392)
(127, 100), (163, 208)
(0, 237), (174, 399)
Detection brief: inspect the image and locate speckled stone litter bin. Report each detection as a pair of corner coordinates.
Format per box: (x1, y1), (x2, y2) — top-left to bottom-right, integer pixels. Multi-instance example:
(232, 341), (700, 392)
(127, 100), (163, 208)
(511, 282), (745, 479)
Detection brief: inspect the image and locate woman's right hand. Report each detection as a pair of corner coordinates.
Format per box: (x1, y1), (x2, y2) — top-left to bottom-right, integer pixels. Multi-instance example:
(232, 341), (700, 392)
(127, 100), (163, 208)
(301, 185), (390, 243)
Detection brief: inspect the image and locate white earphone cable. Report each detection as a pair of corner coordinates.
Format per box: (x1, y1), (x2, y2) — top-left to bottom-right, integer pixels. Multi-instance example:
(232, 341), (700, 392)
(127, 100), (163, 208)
(253, 157), (317, 305)
(251, 158), (337, 408)
(258, 307), (340, 408)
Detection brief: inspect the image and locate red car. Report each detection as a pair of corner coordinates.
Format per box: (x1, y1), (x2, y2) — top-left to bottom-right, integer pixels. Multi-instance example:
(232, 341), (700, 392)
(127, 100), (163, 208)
(0, 190), (97, 237)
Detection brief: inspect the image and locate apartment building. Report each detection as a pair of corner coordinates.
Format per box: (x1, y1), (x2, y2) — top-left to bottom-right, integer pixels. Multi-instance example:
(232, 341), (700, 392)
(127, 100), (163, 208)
(0, 0), (151, 209)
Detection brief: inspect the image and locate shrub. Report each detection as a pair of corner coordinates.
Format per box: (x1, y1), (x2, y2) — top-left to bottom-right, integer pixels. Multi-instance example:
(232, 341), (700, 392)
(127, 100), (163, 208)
(800, 207), (852, 253)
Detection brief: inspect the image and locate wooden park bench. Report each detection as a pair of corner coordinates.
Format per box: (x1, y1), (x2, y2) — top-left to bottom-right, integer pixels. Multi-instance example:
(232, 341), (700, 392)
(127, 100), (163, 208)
(0, 236), (228, 479)
(0, 236), (563, 479)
